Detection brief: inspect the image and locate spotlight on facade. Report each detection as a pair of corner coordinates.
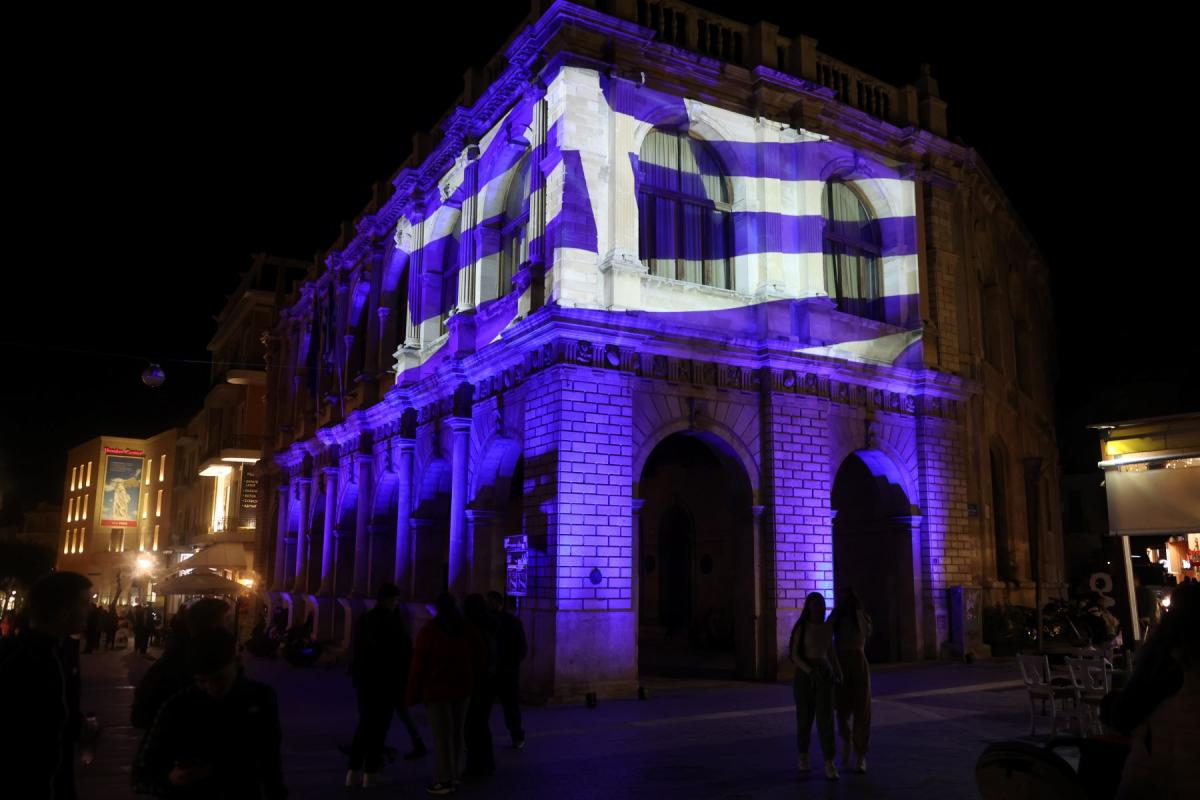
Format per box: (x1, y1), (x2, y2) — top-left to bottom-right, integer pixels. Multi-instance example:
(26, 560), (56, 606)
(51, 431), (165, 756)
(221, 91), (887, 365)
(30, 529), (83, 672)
(141, 363), (166, 388)
(136, 556), (152, 572)
(238, 578), (255, 589)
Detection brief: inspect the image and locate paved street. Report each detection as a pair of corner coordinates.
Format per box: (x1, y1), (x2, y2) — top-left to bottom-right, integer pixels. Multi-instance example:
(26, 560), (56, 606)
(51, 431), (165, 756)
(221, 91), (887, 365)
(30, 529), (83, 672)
(76, 648), (1037, 799)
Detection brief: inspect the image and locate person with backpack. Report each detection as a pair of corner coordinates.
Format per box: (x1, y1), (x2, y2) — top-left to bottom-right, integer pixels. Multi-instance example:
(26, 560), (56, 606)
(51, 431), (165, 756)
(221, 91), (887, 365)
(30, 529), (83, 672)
(829, 587), (872, 774)
(789, 591), (842, 781)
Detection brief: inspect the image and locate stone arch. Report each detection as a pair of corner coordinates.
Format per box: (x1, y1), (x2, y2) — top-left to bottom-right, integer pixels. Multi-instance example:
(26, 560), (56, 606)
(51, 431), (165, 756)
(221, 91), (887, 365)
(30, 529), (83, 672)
(333, 474), (358, 599)
(368, 469), (399, 592)
(471, 434), (524, 511)
(827, 411), (919, 512)
(411, 455), (452, 600)
(632, 398), (761, 502)
(831, 448), (922, 662)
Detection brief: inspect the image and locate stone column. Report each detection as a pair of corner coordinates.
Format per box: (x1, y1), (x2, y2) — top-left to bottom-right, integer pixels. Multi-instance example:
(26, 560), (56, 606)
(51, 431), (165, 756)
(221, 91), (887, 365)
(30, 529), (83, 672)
(351, 455), (373, 596)
(291, 478), (313, 593)
(447, 417), (472, 595)
(465, 509), (499, 593)
(409, 518), (436, 599)
(318, 467), (338, 595)
(631, 498), (645, 640)
(272, 482), (290, 590)
(394, 438), (416, 593)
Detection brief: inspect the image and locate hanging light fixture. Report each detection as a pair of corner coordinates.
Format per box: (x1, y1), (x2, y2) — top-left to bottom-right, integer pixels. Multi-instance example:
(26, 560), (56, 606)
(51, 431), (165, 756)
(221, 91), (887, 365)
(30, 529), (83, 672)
(141, 363), (166, 388)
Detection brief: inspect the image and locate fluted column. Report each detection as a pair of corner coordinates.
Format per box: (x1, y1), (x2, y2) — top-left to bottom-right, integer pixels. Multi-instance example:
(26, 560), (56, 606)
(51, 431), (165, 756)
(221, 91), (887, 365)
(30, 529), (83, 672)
(291, 477), (313, 593)
(447, 417), (472, 596)
(318, 467), (338, 595)
(272, 482), (290, 590)
(394, 438), (416, 594)
(351, 455), (373, 596)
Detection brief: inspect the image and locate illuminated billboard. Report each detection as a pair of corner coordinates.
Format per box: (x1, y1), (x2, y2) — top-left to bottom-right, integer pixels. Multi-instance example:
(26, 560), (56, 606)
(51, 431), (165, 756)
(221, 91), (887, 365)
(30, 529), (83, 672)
(101, 447), (144, 527)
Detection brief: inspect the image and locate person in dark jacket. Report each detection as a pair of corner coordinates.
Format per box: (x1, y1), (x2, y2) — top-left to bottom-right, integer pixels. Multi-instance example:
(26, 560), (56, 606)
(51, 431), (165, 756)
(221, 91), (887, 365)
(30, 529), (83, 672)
(83, 602), (101, 653)
(139, 627), (286, 800)
(407, 592), (483, 796)
(131, 598), (231, 730)
(0, 570), (93, 800)
(345, 582), (426, 789)
(487, 591), (527, 749)
(102, 606), (119, 650)
(463, 594), (497, 777)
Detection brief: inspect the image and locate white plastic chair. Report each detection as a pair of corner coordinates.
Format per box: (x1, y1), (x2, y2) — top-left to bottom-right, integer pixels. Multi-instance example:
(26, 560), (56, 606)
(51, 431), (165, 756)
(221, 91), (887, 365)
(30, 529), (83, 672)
(1017, 653), (1074, 736)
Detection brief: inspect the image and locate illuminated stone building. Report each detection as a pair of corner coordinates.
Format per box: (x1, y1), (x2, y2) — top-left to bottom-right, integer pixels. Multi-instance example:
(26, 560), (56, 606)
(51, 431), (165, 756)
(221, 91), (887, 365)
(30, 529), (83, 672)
(262, 0), (1062, 700)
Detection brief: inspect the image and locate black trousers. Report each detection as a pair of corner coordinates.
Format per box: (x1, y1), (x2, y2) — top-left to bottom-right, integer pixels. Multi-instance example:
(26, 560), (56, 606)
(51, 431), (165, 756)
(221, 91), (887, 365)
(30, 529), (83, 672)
(349, 687), (392, 773)
(349, 685), (424, 772)
(464, 676), (495, 774)
(495, 670), (523, 740)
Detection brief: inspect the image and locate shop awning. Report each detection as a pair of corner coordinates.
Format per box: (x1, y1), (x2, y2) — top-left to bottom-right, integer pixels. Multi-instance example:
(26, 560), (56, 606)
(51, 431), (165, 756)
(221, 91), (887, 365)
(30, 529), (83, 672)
(154, 570), (249, 596)
(169, 542), (247, 574)
(1105, 464), (1200, 536)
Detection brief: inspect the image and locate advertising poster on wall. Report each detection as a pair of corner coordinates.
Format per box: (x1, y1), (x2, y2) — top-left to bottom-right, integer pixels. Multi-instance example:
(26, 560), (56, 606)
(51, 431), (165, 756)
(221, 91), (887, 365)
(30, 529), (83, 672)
(101, 448), (144, 527)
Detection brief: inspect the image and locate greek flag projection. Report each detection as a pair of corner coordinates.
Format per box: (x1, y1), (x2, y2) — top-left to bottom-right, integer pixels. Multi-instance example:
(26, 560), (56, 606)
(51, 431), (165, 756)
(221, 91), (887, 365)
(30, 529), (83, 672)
(266, 1), (1061, 704)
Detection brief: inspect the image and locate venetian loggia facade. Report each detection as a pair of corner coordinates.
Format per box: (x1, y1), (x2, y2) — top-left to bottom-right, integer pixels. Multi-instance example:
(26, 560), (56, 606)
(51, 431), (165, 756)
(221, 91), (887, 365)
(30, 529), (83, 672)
(262, 0), (1063, 701)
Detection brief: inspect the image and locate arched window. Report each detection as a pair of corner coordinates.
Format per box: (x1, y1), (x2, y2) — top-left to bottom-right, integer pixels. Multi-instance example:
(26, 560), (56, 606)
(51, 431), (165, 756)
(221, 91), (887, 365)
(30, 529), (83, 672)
(823, 180), (883, 321)
(499, 152), (532, 297)
(637, 128), (731, 289)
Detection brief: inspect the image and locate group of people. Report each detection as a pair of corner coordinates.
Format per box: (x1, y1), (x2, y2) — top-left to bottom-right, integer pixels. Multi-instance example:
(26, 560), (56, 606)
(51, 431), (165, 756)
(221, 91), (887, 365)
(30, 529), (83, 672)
(79, 601), (160, 655)
(346, 584), (527, 795)
(789, 586), (874, 781)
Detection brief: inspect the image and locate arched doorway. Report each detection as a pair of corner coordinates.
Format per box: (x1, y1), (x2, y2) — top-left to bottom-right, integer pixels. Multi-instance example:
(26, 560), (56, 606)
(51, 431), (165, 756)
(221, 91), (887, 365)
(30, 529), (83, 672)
(411, 459), (451, 602)
(831, 450), (920, 663)
(637, 432), (757, 679)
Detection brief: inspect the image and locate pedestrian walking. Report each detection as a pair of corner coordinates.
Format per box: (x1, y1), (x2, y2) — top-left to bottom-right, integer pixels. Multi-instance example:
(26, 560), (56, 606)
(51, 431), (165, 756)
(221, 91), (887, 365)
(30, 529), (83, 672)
(132, 598), (232, 729)
(133, 604), (152, 655)
(139, 626), (286, 799)
(84, 602), (101, 653)
(463, 594), (497, 778)
(830, 587), (872, 774)
(487, 591), (527, 749)
(102, 606), (118, 650)
(407, 592), (482, 796)
(345, 582), (427, 789)
(789, 591), (841, 781)
(0, 570), (93, 800)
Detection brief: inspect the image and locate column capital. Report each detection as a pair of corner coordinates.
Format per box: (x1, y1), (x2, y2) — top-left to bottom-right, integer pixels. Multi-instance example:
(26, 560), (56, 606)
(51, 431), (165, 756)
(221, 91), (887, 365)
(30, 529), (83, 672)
(464, 509), (499, 523)
(391, 436), (417, 453)
(751, 505), (765, 518)
(632, 498), (646, 514)
(447, 416), (472, 433)
(321, 465), (340, 476)
(294, 476), (313, 487)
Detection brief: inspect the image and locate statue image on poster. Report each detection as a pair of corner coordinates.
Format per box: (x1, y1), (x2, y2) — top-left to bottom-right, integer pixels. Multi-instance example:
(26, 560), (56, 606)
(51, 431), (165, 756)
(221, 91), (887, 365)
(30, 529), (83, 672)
(101, 453), (144, 527)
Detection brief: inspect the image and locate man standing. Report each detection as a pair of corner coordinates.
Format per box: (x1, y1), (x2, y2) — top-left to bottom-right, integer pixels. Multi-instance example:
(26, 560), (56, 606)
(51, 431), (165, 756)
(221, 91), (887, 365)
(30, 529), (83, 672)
(487, 592), (527, 749)
(140, 627), (286, 799)
(0, 571), (93, 799)
(345, 582), (426, 788)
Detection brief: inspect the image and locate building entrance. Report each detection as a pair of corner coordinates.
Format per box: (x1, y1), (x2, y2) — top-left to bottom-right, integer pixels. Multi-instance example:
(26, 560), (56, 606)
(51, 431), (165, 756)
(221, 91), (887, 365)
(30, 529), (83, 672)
(636, 432), (757, 679)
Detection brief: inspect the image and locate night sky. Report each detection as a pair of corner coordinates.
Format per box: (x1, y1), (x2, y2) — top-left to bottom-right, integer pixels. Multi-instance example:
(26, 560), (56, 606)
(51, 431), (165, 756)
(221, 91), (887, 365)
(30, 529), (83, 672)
(2, 3), (1192, 520)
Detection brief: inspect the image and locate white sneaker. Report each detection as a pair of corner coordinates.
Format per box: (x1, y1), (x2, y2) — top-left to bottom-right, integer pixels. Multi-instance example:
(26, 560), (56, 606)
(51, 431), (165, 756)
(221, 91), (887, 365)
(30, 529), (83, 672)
(855, 756), (867, 774)
(362, 772), (392, 788)
(797, 754), (811, 772)
(824, 761), (840, 781)
(345, 769), (361, 788)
